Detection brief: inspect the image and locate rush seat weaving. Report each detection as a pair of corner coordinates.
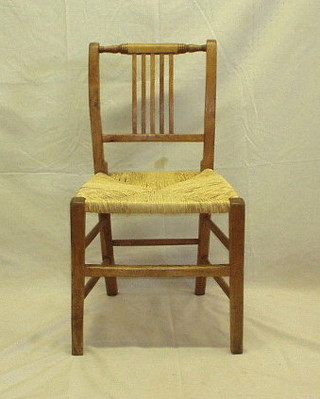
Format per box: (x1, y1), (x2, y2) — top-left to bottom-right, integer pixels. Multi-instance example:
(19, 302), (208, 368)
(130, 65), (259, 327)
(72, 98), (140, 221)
(77, 169), (238, 214)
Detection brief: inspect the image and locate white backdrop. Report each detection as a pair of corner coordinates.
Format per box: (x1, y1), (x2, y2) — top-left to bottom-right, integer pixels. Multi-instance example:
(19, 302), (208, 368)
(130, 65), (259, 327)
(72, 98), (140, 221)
(1, 1), (320, 398)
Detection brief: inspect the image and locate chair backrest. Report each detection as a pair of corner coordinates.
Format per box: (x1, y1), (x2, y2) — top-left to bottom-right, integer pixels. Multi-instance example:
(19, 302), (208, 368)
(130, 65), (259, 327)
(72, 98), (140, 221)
(88, 40), (217, 174)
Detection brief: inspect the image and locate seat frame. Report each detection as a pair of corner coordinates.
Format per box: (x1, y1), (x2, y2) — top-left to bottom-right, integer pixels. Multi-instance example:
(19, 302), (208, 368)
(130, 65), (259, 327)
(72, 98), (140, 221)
(70, 40), (245, 355)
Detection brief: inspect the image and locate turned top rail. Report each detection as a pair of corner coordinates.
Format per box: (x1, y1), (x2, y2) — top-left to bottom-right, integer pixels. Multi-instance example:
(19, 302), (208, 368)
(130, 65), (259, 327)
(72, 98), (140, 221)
(99, 43), (207, 54)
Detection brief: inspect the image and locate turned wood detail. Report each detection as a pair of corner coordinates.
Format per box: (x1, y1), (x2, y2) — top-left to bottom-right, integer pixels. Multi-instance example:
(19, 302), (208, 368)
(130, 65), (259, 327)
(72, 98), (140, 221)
(89, 41), (214, 151)
(99, 43), (206, 54)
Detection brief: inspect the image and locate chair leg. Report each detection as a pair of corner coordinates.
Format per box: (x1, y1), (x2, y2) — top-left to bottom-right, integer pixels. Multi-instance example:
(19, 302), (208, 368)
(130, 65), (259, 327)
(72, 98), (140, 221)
(99, 213), (118, 296)
(70, 197), (86, 356)
(195, 213), (211, 295)
(229, 198), (245, 354)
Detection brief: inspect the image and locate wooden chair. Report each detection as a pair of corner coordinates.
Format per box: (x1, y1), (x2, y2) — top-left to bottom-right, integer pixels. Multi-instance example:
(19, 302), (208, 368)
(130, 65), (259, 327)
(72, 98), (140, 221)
(70, 41), (245, 355)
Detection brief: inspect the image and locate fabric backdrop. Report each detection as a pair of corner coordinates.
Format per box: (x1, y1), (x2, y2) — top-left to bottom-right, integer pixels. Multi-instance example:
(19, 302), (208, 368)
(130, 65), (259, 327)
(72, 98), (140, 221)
(1, 1), (320, 398)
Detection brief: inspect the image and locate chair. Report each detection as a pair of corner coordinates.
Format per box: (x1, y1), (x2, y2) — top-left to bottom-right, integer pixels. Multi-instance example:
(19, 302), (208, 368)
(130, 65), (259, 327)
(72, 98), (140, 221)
(70, 40), (245, 355)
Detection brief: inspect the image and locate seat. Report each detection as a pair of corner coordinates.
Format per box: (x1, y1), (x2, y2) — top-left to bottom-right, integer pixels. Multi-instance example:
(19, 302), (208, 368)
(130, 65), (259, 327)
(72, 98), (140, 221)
(70, 40), (245, 355)
(77, 169), (238, 214)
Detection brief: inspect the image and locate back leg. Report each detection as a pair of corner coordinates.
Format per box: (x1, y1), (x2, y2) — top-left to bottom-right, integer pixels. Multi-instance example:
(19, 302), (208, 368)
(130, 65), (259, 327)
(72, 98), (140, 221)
(99, 213), (118, 296)
(195, 213), (211, 295)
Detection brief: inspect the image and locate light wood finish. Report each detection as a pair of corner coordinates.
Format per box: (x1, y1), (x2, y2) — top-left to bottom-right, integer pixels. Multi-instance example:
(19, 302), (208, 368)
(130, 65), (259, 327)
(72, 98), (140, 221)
(229, 198), (245, 354)
(201, 40), (217, 170)
(159, 55), (165, 133)
(70, 41), (245, 355)
(205, 217), (230, 249)
(141, 54), (147, 134)
(195, 214), (211, 295)
(132, 54), (138, 134)
(150, 54), (156, 133)
(99, 213), (118, 296)
(103, 133), (204, 142)
(88, 43), (106, 173)
(112, 238), (199, 246)
(195, 277), (207, 296)
(70, 197), (86, 355)
(130, 53), (175, 135)
(99, 43), (207, 54)
(169, 54), (174, 133)
(85, 263), (230, 278)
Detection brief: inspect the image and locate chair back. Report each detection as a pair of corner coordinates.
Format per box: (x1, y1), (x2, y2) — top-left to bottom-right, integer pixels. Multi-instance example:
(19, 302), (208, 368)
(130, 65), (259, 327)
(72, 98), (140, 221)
(88, 40), (217, 173)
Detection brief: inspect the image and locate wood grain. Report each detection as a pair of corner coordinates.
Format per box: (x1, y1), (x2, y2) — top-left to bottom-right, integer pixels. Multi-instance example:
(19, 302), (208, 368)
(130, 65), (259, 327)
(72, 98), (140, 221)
(88, 43), (106, 173)
(99, 43), (207, 54)
(85, 263), (230, 278)
(201, 40), (217, 170)
(150, 54), (156, 133)
(169, 54), (174, 134)
(70, 197), (86, 355)
(159, 55), (165, 133)
(99, 213), (118, 296)
(195, 214), (211, 295)
(103, 134), (203, 142)
(132, 54), (138, 133)
(229, 197), (245, 354)
(112, 238), (199, 246)
(141, 54), (146, 134)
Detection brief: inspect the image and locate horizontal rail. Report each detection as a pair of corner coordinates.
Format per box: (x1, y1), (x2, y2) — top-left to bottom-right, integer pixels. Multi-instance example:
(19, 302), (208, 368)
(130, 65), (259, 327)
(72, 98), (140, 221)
(85, 264), (230, 278)
(99, 43), (207, 54)
(205, 218), (230, 249)
(102, 134), (204, 143)
(85, 218), (108, 248)
(84, 277), (100, 298)
(112, 238), (199, 246)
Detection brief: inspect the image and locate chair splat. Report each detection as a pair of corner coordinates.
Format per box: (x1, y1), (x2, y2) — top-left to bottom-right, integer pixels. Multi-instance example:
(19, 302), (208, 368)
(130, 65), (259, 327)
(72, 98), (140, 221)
(131, 53), (175, 135)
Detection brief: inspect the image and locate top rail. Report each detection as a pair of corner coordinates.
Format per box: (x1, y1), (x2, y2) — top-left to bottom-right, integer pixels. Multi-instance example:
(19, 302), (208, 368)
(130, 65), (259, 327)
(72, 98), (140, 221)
(99, 43), (207, 54)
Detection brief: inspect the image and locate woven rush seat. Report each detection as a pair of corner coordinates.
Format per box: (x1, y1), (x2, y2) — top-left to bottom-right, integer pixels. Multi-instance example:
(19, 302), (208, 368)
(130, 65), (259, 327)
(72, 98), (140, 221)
(77, 168), (238, 214)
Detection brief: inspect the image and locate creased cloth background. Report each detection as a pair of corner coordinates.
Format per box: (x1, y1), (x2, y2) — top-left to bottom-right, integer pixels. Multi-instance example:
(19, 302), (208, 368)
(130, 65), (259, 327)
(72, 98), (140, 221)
(1, 1), (320, 398)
